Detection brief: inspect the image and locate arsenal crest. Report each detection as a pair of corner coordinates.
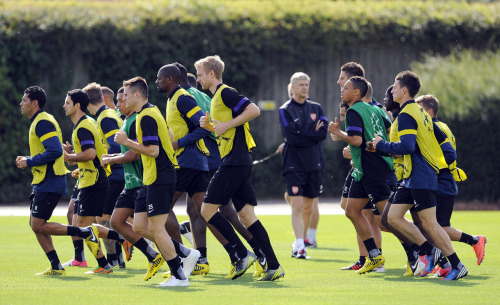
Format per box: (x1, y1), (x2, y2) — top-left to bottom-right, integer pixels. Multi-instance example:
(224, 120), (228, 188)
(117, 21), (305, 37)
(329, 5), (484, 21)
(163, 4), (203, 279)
(292, 186), (299, 194)
(310, 113), (316, 121)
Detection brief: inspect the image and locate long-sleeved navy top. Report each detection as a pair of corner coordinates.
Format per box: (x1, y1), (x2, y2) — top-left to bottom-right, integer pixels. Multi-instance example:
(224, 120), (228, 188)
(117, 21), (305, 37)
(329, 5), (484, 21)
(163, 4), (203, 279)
(27, 110), (67, 194)
(279, 99), (328, 174)
(95, 105), (124, 181)
(376, 100), (456, 190)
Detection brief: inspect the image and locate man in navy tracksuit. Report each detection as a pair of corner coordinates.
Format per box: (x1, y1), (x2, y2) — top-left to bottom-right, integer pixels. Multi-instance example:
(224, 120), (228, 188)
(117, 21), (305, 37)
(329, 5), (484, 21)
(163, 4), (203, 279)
(279, 72), (328, 259)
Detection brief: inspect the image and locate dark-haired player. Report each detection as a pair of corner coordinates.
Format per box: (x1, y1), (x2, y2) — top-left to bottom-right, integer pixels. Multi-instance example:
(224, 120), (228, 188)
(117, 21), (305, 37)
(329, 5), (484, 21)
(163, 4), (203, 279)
(63, 89), (122, 274)
(329, 76), (392, 274)
(156, 63), (217, 277)
(101, 86), (164, 277)
(115, 76), (199, 287)
(373, 71), (467, 281)
(335, 62), (384, 271)
(17, 86), (102, 275)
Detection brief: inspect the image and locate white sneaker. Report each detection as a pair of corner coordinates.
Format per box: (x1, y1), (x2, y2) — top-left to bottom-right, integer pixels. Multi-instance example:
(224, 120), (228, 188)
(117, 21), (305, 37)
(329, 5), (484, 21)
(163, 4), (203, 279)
(374, 264), (385, 273)
(158, 276), (189, 287)
(291, 247), (307, 259)
(413, 256), (427, 277)
(182, 249), (201, 277)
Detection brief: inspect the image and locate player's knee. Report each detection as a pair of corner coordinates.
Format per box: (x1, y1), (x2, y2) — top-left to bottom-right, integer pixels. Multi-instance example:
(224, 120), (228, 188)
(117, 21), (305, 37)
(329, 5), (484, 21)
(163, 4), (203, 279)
(421, 218), (439, 233)
(133, 223), (148, 237)
(419, 216), (435, 233)
(291, 202), (303, 214)
(302, 205), (312, 215)
(344, 206), (359, 221)
(375, 218), (390, 232)
(340, 198), (348, 211)
(30, 222), (42, 233)
(30, 218), (47, 234)
(200, 204), (215, 222)
(386, 213), (401, 228)
(110, 215), (121, 231)
(237, 214), (251, 228)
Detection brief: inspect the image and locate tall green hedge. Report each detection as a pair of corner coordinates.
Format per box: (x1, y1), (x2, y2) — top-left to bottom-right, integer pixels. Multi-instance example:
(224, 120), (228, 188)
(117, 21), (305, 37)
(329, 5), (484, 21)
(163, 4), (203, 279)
(1, 0), (499, 202)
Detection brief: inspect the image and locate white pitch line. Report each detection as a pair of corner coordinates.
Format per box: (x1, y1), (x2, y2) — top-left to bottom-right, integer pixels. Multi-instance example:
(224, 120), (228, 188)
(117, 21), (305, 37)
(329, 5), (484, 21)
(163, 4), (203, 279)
(0, 201), (345, 217)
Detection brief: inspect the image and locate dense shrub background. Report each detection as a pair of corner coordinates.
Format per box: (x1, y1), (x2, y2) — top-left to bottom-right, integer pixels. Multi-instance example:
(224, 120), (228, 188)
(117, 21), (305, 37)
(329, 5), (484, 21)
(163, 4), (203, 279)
(0, 0), (499, 202)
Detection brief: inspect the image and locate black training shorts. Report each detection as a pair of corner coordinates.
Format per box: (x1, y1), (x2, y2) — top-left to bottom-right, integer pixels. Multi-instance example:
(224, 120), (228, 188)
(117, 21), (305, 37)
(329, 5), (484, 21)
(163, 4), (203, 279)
(204, 165), (257, 212)
(30, 191), (62, 220)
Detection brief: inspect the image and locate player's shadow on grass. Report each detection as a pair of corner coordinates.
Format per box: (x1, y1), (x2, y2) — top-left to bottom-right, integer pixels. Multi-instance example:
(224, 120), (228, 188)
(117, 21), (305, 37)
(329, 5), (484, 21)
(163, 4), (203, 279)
(151, 286), (204, 291)
(381, 269), (483, 286)
(102, 273), (135, 279)
(130, 284), (204, 292)
(199, 274), (289, 288)
(325, 258), (355, 264)
(40, 276), (91, 282)
(246, 280), (289, 288)
(438, 274), (490, 283)
(299, 257), (339, 263)
(313, 246), (350, 252)
(112, 268), (174, 279)
(377, 268), (434, 278)
(118, 268), (148, 275)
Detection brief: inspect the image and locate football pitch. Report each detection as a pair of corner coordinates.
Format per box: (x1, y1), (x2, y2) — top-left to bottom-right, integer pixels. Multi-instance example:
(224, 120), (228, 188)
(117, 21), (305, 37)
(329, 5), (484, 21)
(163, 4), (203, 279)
(1, 212), (499, 305)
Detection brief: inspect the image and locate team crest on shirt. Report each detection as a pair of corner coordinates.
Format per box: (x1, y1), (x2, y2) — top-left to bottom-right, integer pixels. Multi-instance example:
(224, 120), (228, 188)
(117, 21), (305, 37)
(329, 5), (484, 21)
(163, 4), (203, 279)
(292, 186), (299, 194)
(310, 113), (317, 121)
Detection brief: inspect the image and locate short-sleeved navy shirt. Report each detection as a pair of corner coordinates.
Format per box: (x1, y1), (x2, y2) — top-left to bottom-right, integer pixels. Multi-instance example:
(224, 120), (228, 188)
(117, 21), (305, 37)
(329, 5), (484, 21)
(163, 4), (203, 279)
(139, 106), (176, 184)
(75, 116), (107, 180)
(219, 85), (253, 166)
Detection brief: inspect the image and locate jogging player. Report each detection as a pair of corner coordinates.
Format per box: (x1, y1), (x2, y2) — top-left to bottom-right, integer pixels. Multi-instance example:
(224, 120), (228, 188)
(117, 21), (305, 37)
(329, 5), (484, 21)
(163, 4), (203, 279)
(196, 55), (284, 281)
(372, 71), (468, 281)
(17, 86), (102, 275)
(174, 62), (267, 277)
(63, 89), (118, 274)
(416, 94), (486, 275)
(115, 76), (200, 287)
(101, 86), (165, 279)
(328, 76), (392, 274)
(335, 62), (383, 270)
(83, 82), (125, 267)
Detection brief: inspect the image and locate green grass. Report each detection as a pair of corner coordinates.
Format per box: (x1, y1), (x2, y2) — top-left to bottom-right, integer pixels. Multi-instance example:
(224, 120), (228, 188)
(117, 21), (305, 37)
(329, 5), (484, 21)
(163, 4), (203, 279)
(1, 212), (499, 304)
